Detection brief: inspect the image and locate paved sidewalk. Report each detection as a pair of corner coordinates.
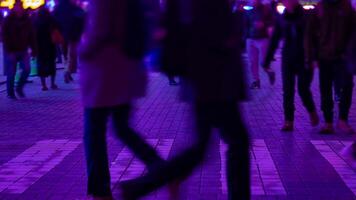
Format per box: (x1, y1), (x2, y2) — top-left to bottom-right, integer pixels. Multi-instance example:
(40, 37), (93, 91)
(0, 55), (356, 200)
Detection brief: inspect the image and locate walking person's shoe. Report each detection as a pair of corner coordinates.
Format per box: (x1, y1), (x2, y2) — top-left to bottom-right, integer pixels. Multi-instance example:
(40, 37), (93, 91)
(309, 112), (320, 127)
(15, 88), (25, 98)
(42, 86), (49, 91)
(169, 79), (178, 86)
(51, 84), (59, 90)
(337, 120), (355, 134)
(250, 80), (261, 89)
(281, 121), (294, 132)
(7, 94), (17, 100)
(319, 123), (334, 134)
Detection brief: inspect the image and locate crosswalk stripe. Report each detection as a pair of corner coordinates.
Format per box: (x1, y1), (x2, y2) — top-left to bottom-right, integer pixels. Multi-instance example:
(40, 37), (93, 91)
(110, 139), (174, 184)
(312, 140), (356, 196)
(220, 139), (286, 195)
(0, 140), (80, 194)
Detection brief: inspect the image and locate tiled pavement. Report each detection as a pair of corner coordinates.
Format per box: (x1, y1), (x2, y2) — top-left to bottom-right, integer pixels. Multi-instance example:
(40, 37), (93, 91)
(0, 54), (356, 200)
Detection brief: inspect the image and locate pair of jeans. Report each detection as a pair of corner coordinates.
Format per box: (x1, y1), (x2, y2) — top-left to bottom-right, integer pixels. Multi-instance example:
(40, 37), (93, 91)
(282, 62), (316, 121)
(84, 104), (163, 197)
(5, 51), (30, 96)
(246, 38), (268, 81)
(319, 59), (354, 123)
(122, 102), (251, 200)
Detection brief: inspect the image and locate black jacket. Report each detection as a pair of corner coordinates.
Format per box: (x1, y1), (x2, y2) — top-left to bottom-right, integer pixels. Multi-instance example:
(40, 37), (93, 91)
(264, 5), (307, 68)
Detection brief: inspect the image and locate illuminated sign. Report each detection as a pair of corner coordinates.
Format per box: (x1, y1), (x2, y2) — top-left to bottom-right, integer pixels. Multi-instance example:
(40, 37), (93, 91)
(0, 0), (45, 9)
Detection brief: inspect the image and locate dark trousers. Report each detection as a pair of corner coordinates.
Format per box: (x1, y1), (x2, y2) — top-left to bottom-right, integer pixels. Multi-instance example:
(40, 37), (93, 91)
(84, 104), (162, 197)
(5, 52), (30, 96)
(282, 61), (316, 121)
(122, 102), (251, 200)
(319, 59), (354, 123)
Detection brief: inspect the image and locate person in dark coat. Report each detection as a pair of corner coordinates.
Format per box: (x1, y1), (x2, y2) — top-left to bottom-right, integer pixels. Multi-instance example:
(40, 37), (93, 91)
(119, 0), (251, 199)
(53, 0), (85, 83)
(306, 0), (355, 134)
(263, 0), (319, 132)
(34, 6), (58, 91)
(2, 0), (36, 99)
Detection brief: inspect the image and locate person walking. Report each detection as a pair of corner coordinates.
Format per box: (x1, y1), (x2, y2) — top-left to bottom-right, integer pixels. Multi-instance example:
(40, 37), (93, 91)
(78, 0), (163, 199)
(263, 0), (319, 132)
(119, 0), (251, 199)
(306, 0), (355, 134)
(53, 0), (85, 83)
(2, 0), (36, 99)
(244, 0), (274, 89)
(34, 6), (60, 91)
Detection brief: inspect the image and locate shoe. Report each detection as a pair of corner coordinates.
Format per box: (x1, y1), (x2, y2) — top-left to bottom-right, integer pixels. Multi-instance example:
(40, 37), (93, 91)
(7, 94), (17, 100)
(250, 80), (261, 89)
(320, 123), (334, 134)
(15, 88), (25, 98)
(309, 112), (320, 127)
(265, 69), (276, 85)
(42, 86), (49, 91)
(281, 121), (294, 132)
(51, 84), (58, 90)
(337, 120), (355, 134)
(169, 80), (178, 86)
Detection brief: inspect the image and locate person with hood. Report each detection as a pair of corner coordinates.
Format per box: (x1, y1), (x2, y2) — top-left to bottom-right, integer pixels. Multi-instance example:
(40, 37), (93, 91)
(119, 0), (250, 199)
(53, 0), (85, 83)
(2, 0), (36, 99)
(78, 0), (163, 199)
(263, 0), (319, 131)
(306, 0), (355, 134)
(34, 6), (59, 91)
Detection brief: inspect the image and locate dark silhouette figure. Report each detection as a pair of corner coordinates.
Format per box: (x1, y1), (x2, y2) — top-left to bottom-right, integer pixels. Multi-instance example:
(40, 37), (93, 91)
(120, 0), (251, 199)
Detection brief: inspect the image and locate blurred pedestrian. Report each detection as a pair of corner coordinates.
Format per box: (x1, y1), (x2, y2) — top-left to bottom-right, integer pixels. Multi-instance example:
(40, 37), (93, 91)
(306, 0), (355, 134)
(34, 6), (60, 91)
(119, 0), (251, 199)
(53, 0), (85, 83)
(2, 0), (36, 99)
(78, 0), (163, 199)
(244, 0), (275, 89)
(263, 0), (319, 132)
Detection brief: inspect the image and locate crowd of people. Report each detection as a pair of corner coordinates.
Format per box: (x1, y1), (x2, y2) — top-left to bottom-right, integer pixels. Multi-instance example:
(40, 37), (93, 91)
(2, 0), (356, 199)
(2, 0), (85, 98)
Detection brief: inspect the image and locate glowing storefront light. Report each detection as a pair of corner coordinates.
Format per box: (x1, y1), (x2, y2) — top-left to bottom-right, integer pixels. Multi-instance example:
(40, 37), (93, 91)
(0, 0), (45, 9)
(276, 4), (286, 14)
(243, 5), (254, 11)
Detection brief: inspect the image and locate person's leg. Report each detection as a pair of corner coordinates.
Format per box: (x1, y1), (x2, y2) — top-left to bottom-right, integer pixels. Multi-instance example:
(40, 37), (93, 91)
(40, 77), (48, 91)
(297, 68), (319, 126)
(218, 103), (250, 200)
(281, 62), (296, 131)
(4, 53), (17, 98)
(84, 107), (112, 197)
(16, 52), (31, 97)
(246, 39), (260, 88)
(319, 60), (334, 133)
(335, 60), (354, 133)
(68, 42), (78, 75)
(111, 104), (163, 167)
(258, 38), (275, 85)
(119, 102), (213, 199)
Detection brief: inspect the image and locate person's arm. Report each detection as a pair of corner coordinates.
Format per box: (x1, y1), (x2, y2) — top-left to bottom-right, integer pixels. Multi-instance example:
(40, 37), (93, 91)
(28, 19), (37, 57)
(304, 8), (320, 67)
(263, 17), (282, 69)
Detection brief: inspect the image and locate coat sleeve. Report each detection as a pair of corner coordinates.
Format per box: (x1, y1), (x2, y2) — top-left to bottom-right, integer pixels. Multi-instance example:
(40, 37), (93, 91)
(263, 17), (281, 68)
